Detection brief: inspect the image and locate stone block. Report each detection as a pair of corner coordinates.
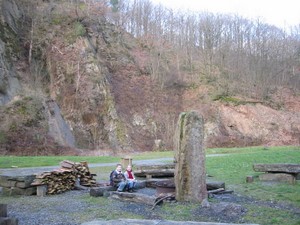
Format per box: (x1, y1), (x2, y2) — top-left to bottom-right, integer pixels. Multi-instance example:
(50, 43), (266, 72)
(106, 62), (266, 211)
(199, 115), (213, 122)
(1, 187), (36, 196)
(296, 173), (300, 180)
(259, 173), (296, 184)
(0, 175), (35, 188)
(174, 111), (207, 202)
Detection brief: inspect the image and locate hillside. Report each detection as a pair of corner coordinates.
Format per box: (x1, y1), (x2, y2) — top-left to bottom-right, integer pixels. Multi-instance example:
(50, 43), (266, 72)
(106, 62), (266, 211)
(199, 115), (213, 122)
(0, 0), (299, 155)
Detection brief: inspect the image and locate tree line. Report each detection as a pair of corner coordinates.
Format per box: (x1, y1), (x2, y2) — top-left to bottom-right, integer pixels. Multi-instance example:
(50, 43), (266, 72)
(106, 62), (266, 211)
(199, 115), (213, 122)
(106, 0), (300, 98)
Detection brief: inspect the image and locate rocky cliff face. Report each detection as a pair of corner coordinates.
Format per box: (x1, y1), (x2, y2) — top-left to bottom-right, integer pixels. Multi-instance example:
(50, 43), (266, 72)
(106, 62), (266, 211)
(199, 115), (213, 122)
(0, 0), (21, 105)
(0, 0), (299, 155)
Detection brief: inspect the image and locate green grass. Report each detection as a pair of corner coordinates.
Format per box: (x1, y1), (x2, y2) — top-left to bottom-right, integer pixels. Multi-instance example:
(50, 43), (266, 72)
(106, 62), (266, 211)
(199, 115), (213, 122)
(245, 205), (300, 225)
(0, 151), (174, 168)
(206, 147), (300, 208)
(1, 146), (299, 225)
(0, 146), (298, 168)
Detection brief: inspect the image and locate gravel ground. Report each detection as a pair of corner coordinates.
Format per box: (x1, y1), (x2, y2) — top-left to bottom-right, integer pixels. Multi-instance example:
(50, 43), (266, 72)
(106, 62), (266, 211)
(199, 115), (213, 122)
(2, 188), (300, 225)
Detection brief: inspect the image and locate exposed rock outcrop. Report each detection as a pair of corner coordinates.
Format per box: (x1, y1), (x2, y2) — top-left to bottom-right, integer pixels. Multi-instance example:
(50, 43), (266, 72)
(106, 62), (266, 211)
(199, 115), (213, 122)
(0, 0), (22, 105)
(174, 111), (207, 202)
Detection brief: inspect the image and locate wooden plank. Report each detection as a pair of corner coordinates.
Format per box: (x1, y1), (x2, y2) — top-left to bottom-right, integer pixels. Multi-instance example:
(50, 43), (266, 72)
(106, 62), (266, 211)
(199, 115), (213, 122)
(60, 160), (75, 169)
(253, 164), (300, 173)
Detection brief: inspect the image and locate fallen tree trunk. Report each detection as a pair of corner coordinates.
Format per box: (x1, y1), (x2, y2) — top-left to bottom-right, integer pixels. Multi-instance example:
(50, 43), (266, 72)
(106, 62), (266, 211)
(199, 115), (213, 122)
(135, 164), (175, 178)
(206, 181), (225, 190)
(110, 191), (156, 205)
(253, 163), (300, 173)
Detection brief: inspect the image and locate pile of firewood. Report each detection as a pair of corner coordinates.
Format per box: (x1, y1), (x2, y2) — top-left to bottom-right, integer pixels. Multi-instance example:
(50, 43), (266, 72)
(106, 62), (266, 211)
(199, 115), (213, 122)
(31, 160), (97, 195)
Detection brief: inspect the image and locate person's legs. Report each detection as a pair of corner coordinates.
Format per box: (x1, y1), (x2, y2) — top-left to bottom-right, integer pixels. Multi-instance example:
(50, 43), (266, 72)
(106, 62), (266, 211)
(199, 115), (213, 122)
(117, 181), (127, 192)
(127, 181), (138, 192)
(127, 181), (134, 190)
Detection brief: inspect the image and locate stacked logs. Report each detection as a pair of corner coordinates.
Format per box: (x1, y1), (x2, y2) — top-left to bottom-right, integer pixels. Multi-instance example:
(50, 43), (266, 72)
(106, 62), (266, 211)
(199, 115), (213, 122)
(33, 170), (77, 194)
(31, 160), (97, 195)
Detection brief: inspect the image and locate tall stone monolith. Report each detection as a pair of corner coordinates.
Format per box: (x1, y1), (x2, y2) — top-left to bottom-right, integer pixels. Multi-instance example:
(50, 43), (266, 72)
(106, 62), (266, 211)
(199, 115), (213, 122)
(174, 111), (207, 202)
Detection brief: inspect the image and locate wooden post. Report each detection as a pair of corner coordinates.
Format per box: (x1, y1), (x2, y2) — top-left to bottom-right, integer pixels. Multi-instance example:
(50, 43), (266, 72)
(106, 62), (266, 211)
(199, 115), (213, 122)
(121, 156), (132, 169)
(0, 204), (18, 225)
(0, 204), (7, 217)
(246, 176), (254, 183)
(37, 185), (47, 197)
(0, 217), (18, 225)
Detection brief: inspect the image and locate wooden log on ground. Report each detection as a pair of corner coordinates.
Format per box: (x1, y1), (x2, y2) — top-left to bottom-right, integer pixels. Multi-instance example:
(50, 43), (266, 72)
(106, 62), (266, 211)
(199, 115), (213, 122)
(90, 186), (116, 197)
(206, 181), (225, 190)
(110, 191), (156, 205)
(135, 181), (146, 189)
(134, 164), (175, 178)
(145, 179), (171, 188)
(145, 179), (225, 190)
(253, 163), (300, 174)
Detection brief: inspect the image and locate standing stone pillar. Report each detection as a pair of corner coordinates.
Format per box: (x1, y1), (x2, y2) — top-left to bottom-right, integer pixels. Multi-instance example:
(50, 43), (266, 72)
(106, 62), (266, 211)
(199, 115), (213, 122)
(174, 111), (207, 202)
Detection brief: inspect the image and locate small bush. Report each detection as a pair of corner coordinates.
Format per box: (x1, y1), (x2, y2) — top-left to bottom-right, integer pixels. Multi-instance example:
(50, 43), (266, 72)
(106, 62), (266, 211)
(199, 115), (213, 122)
(74, 22), (86, 37)
(213, 94), (250, 106)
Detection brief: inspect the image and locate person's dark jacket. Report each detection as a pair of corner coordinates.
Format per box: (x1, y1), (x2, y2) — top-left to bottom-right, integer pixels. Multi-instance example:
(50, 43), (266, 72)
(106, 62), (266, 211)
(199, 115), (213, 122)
(112, 170), (126, 187)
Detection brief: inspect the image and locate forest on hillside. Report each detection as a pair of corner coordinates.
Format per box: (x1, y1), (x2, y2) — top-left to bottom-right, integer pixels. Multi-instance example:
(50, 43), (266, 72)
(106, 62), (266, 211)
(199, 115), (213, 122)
(22, 0), (300, 98)
(108, 0), (300, 97)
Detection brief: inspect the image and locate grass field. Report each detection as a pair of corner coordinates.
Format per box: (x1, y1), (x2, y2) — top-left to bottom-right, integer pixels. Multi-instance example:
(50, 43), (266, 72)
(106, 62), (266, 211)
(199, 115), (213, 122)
(1, 146), (297, 168)
(0, 151), (173, 168)
(1, 146), (299, 225)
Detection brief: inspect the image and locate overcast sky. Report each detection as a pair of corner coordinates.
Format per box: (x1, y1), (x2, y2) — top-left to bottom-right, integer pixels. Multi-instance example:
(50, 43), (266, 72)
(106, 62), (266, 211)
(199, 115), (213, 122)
(150, 0), (300, 28)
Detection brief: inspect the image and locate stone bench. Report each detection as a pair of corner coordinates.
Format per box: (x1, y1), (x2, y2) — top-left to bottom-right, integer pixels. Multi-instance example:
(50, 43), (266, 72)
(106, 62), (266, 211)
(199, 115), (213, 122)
(253, 163), (300, 184)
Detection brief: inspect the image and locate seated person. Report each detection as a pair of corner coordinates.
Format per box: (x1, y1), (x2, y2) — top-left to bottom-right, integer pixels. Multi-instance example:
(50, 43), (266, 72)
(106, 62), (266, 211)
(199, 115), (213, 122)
(124, 165), (136, 192)
(110, 164), (127, 192)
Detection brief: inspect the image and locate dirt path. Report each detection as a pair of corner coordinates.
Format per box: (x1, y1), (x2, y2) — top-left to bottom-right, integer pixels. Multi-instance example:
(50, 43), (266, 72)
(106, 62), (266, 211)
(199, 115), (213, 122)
(0, 154), (229, 176)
